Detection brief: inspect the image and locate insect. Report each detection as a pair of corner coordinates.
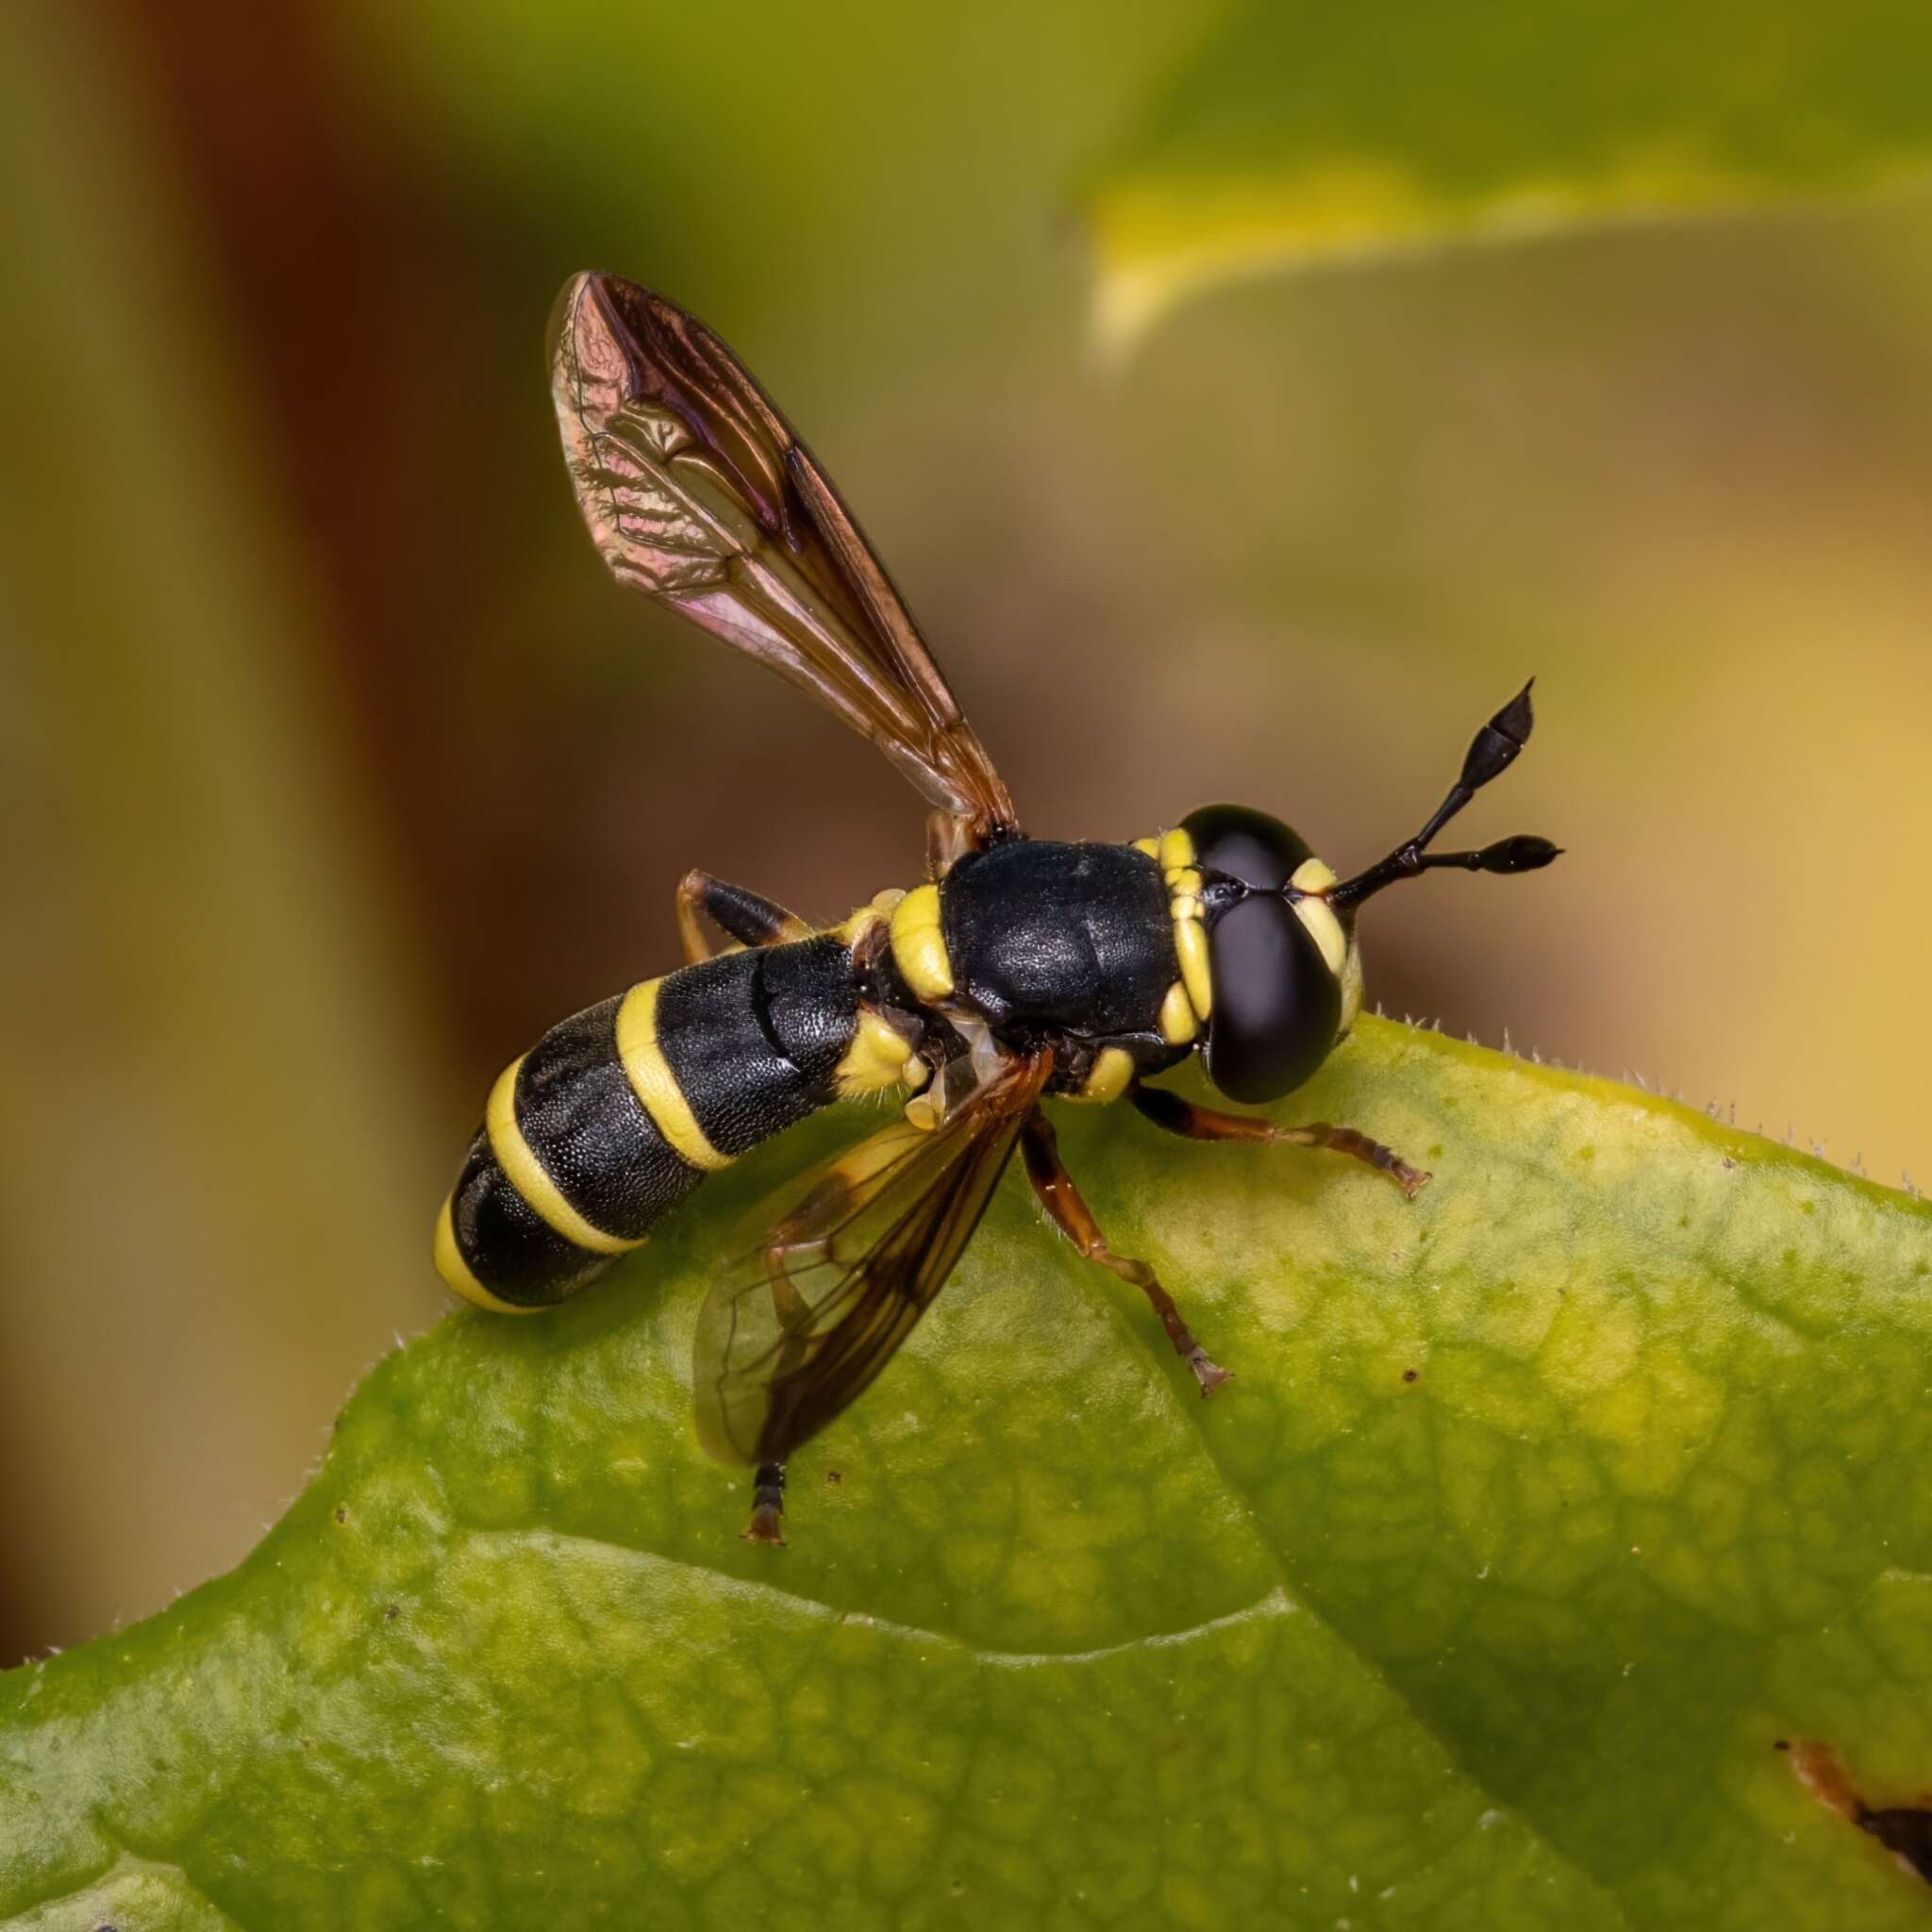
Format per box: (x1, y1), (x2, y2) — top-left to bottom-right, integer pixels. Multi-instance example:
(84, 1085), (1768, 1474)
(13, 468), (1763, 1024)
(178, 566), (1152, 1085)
(435, 272), (1561, 1543)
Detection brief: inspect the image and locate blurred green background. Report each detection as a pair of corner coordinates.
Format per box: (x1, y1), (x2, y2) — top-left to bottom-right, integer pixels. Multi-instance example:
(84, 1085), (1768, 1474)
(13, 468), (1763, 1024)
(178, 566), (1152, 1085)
(6, 0), (1932, 1668)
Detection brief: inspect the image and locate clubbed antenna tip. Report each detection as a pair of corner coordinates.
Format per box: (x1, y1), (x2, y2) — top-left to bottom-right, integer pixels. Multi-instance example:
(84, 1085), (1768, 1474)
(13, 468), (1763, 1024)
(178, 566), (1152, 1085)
(1476, 834), (1562, 874)
(1329, 680), (1559, 911)
(1457, 678), (1536, 794)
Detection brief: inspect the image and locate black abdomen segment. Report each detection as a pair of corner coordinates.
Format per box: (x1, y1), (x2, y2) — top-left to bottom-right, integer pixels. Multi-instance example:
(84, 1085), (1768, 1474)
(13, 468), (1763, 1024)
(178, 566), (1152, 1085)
(436, 938), (860, 1312)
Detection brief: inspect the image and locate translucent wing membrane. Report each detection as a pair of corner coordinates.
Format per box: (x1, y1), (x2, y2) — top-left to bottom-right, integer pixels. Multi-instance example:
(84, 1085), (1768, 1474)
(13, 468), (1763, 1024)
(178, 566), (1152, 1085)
(693, 1051), (1053, 1466)
(551, 272), (1018, 854)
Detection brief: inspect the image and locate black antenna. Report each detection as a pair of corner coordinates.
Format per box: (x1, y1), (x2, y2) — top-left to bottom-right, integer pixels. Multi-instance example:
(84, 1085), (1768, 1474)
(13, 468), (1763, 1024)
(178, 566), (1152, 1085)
(1328, 680), (1560, 911)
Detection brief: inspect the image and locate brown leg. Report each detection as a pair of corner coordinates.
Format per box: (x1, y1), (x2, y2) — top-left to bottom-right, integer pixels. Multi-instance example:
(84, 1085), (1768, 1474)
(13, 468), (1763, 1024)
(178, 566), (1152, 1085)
(1021, 1109), (1231, 1395)
(925, 809), (976, 878)
(675, 869), (811, 965)
(736, 1136), (895, 1546)
(738, 1224), (823, 1548)
(1130, 1086), (1430, 1198)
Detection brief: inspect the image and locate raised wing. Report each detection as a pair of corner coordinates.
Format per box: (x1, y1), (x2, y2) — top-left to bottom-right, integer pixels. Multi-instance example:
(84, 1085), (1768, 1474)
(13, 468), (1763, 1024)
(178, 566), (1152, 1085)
(551, 272), (1018, 858)
(693, 1049), (1053, 1467)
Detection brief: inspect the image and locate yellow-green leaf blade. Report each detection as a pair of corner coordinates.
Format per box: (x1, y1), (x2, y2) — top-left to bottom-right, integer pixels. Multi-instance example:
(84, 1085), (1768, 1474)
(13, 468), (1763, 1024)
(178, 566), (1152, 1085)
(5, 1021), (1932, 1927)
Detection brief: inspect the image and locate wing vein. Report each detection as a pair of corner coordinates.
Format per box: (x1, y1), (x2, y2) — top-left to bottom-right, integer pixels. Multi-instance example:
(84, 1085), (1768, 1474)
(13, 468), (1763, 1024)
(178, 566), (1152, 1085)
(549, 271), (1019, 850)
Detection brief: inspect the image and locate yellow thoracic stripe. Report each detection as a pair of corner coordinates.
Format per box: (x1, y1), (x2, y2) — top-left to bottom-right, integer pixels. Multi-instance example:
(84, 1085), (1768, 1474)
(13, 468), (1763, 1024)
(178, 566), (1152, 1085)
(1158, 978), (1199, 1045)
(1158, 825), (1213, 1023)
(434, 1195), (539, 1315)
(889, 882), (955, 1000)
(615, 977), (733, 1172)
(486, 1059), (642, 1255)
(1174, 912), (1212, 1021)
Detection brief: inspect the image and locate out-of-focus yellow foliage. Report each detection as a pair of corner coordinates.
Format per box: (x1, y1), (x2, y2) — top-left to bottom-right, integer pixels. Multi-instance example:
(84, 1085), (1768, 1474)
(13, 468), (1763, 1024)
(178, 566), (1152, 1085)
(1089, 0), (1932, 352)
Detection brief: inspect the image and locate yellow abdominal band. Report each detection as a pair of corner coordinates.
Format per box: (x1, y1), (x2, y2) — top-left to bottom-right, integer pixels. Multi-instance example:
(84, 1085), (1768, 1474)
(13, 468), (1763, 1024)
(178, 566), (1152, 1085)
(614, 978), (732, 1172)
(487, 1059), (644, 1254)
(434, 1195), (530, 1314)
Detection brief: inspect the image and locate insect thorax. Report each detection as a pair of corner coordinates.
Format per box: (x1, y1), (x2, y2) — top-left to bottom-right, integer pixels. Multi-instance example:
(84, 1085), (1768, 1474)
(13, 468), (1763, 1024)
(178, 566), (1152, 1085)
(870, 840), (1193, 1104)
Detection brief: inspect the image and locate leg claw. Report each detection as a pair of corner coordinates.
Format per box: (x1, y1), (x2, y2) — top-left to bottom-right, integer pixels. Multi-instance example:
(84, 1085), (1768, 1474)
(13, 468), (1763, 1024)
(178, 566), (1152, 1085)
(741, 1503), (787, 1547)
(1187, 1348), (1234, 1396)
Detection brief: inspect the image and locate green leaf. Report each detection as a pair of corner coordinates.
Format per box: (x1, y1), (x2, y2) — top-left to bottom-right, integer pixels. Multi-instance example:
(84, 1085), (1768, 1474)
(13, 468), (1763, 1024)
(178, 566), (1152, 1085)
(1089, 0), (1932, 353)
(6, 1019), (1932, 1928)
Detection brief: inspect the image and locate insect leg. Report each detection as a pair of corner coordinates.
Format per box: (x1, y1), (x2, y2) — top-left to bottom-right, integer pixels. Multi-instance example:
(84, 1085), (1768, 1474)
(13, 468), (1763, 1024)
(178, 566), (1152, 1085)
(745, 1460), (788, 1545)
(925, 809), (978, 878)
(1130, 1086), (1430, 1198)
(736, 1177), (851, 1546)
(675, 869), (811, 964)
(1020, 1109), (1231, 1395)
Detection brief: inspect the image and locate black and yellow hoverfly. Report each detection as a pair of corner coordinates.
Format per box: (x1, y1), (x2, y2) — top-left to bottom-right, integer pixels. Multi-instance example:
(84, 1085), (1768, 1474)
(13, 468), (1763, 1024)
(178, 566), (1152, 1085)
(436, 272), (1561, 1543)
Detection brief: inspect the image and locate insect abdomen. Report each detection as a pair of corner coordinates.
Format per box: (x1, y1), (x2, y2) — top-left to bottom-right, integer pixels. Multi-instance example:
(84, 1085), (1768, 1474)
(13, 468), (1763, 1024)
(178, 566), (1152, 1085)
(436, 937), (864, 1313)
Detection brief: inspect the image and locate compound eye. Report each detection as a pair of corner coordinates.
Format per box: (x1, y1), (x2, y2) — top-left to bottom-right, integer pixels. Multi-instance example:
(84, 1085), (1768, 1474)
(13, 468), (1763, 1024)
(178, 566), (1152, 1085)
(1180, 804), (1315, 890)
(1202, 893), (1341, 1103)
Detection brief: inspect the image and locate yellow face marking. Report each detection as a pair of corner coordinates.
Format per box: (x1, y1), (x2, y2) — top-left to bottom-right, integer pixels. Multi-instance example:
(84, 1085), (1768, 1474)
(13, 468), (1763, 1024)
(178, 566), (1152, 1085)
(1174, 914), (1212, 1020)
(1338, 935), (1364, 1036)
(835, 1008), (918, 1099)
(889, 882), (955, 1001)
(1285, 856), (1347, 976)
(434, 1196), (538, 1315)
(1158, 826), (1196, 873)
(1159, 978), (1199, 1045)
(615, 978), (733, 1172)
(1073, 1045), (1135, 1105)
(1131, 835), (1159, 858)
(1292, 893), (1348, 978)
(487, 1059), (643, 1255)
